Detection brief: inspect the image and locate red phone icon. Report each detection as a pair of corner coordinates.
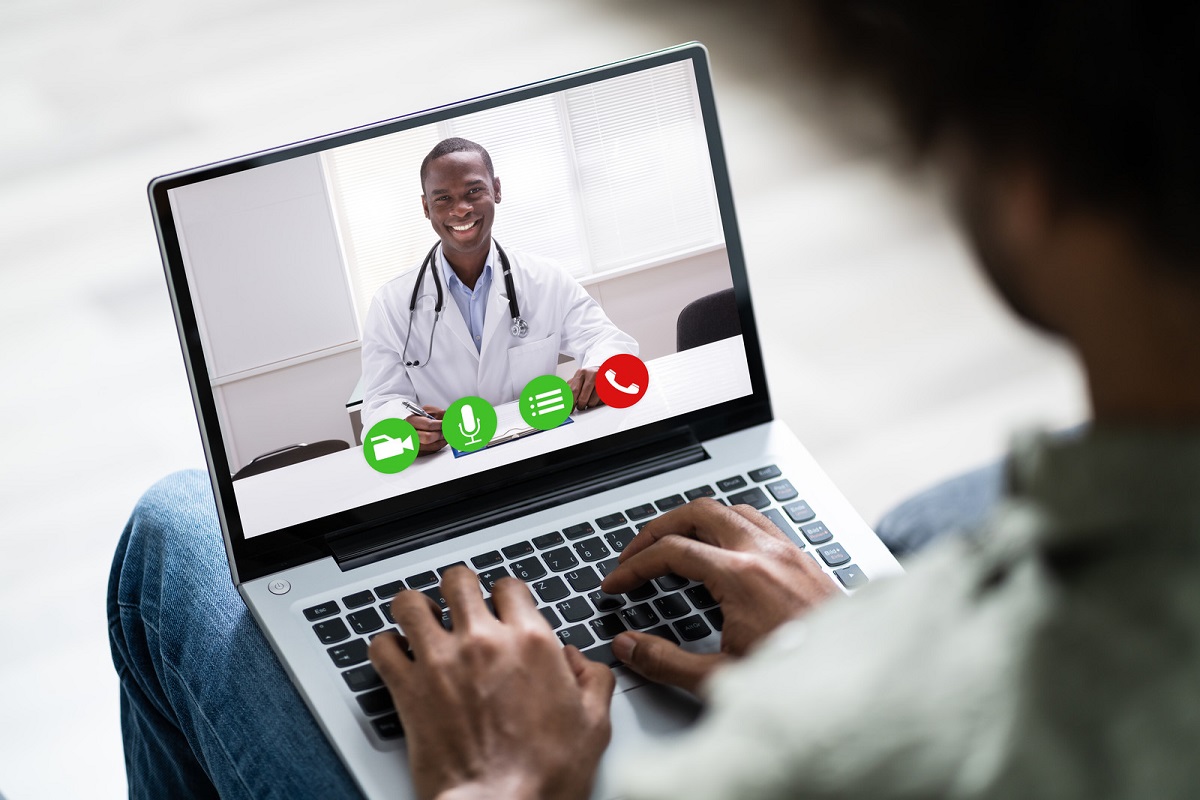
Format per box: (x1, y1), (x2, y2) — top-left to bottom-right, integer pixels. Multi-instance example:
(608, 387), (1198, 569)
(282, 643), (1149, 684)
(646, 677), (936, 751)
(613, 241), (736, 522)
(596, 354), (648, 408)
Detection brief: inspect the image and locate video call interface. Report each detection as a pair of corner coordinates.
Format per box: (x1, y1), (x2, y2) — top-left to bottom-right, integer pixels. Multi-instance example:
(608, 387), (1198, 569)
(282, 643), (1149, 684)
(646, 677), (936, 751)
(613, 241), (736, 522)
(168, 59), (755, 538)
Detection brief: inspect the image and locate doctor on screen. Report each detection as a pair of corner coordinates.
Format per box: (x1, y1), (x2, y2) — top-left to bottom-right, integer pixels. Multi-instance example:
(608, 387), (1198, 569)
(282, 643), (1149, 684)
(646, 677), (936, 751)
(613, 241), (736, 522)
(360, 137), (639, 455)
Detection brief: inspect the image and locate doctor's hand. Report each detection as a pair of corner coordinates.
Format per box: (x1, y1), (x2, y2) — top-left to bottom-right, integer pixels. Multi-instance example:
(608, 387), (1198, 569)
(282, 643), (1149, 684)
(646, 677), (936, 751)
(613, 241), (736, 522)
(408, 405), (447, 455)
(369, 569), (615, 800)
(600, 498), (839, 695)
(567, 368), (603, 411)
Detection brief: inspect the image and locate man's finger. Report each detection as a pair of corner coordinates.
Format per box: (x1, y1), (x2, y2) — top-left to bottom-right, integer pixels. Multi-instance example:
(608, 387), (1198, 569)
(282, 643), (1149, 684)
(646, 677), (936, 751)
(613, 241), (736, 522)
(602, 534), (731, 594)
(620, 499), (756, 562)
(489, 576), (543, 628)
(563, 646), (617, 724)
(611, 632), (725, 695)
(369, 630), (414, 690)
(390, 588), (446, 648)
(438, 566), (491, 631)
(577, 370), (597, 410)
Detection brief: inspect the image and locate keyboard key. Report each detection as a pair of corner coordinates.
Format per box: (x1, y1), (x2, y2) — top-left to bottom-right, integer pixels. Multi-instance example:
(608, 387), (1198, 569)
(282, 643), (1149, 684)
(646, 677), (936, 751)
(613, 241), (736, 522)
(654, 573), (688, 592)
(573, 537), (611, 562)
(621, 603), (660, 630)
(656, 494), (686, 512)
(556, 624), (595, 650)
(597, 557), (621, 577)
(501, 541), (534, 559)
(371, 713), (405, 740)
(763, 508), (804, 548)
(705, 608), (725, 631)
(423, 586), (448, 609)
(373, 580), (405, 599)
(716, 475), (747, 492)
(835, 564), (869, 589)
(357, 687), (395, 716)
(582, 642), (619, 666)
(766, 479), (798, 502)
(563, 522), (595, 540)
(440, 608), (454, 630)
(801, 521), (833, 544)
(596, 512), (627, 530)
(685, 585), (718, 609)
(532, 532), (565, 549)
(817, 543), (851, 567)
(477, 567), (511, 593)
(626, 582), (658, 602)
(556, 597), (594, 623)
(783, 500), (816, 523)
(589, 613), (627, 640)
(313, 618), (350, 644)
(726, 487), (769, 509)
(341, 663), (382, 693)
(636, 521), (653, 530)
(438, 561), (467, 576)
(603, 527), (636, 553)
(647, 624), (680, 644)
(347, 608), (384, 635)
(685, 485), (716, 501)
(470, 551), (503, 569)
(588, 590), (626, 613)
(542, 546), (579, 572)
(406, 571), (437, 589)
(327, 639), (369, 668)
(342, 590), (374, 609)
(565, 567), (602, 593)
(534, 576), (570, 603)
(510, 557), (547, 582)
(379, 601), (394, 624)
(625, 503), (657, 521)
(673, 615), (712, 642)
(653, 593), (691, 620)
(748, 465), (782, 482)
(539, 606), (563, 629)
(303, 601), (339, 621)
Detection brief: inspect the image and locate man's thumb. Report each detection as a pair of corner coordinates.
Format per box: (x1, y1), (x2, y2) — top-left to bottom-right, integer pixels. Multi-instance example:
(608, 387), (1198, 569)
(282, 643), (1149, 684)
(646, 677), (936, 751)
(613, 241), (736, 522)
(612, 632), (724, 695)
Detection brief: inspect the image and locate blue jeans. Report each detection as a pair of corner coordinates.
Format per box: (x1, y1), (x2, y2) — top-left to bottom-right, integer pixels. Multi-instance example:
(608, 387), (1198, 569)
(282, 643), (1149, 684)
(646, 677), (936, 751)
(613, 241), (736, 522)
(107, 470), (363, 799)
(107, 466), (1003, 795)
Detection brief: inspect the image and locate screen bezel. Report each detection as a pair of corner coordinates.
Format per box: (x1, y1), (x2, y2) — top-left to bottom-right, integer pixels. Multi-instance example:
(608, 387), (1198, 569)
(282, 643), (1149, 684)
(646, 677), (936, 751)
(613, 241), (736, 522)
(149, 43), (773, 584)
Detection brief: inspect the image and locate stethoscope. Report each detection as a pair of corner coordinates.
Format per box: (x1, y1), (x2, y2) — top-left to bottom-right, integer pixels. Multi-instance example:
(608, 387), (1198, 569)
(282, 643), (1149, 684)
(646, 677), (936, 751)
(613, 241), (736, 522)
(401, 239), (528, 368)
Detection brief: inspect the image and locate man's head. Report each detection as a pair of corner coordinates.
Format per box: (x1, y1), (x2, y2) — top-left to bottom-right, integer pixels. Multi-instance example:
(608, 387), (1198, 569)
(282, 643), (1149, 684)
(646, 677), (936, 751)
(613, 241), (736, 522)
(785, 0), (1200, 336)
(420, 138), (501, 269)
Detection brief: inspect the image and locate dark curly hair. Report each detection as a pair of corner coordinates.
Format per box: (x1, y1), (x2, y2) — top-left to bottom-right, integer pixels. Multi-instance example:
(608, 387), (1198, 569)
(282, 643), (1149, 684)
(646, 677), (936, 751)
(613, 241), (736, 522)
(419, 138), (495, 191)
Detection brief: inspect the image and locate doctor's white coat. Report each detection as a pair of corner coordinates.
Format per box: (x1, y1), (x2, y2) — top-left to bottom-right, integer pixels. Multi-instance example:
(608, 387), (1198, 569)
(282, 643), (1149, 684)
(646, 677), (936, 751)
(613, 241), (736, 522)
(360, 245), (638, 431)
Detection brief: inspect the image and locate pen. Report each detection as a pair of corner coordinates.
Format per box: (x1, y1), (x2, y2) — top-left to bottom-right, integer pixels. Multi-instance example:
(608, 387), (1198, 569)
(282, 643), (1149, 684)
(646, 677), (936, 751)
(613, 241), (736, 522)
(401, 400), (438, 420)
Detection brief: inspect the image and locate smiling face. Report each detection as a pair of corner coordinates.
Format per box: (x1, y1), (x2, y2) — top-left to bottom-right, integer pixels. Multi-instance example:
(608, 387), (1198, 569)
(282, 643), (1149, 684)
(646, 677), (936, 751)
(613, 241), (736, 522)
(421, 150), (502, 273)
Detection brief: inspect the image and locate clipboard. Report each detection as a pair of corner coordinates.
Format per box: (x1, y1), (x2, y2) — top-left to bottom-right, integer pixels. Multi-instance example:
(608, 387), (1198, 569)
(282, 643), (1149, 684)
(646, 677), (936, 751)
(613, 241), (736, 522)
(450, 416), (574, 458)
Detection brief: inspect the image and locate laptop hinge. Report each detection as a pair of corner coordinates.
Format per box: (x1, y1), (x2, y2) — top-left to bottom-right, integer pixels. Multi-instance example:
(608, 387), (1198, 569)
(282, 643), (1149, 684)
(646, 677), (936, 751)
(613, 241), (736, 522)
(329, 431), (708, 571)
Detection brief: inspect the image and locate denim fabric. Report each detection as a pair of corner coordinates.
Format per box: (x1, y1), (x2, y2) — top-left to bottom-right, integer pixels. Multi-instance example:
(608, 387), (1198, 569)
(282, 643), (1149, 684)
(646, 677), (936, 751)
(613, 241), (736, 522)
(873, 461), (1005, 558)
(107, 470), (363, 799)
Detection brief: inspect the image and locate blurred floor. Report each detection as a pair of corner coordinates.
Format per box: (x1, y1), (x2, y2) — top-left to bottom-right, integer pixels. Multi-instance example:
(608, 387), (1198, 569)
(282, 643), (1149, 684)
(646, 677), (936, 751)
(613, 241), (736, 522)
(0, 1), (1086, 797)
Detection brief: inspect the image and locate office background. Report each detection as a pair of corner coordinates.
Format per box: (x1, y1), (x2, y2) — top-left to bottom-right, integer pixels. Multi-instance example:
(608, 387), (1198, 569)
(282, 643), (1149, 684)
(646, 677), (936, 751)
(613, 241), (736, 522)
(0, 1), (1085, 797)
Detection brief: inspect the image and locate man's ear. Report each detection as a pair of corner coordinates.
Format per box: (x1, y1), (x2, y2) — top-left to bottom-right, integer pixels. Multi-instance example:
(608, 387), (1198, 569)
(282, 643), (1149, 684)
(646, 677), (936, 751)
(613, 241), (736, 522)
(493, 176), (502, 204)
(421, 194), (429, 219)
(995, 160), (1054, 260)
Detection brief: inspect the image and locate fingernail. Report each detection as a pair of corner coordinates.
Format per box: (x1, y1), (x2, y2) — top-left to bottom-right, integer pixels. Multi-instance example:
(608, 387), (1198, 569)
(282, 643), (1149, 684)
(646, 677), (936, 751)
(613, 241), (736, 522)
(612, 634), (635, 663)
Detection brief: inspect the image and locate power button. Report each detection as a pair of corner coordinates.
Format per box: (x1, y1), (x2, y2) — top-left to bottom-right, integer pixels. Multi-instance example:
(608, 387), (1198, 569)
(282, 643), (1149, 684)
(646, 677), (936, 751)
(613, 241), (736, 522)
(268, 579), (291, 595)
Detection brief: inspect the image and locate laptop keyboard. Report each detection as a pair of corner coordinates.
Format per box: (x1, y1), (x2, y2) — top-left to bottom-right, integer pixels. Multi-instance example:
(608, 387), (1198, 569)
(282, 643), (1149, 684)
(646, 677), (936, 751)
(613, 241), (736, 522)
(299, 464), (871, 743)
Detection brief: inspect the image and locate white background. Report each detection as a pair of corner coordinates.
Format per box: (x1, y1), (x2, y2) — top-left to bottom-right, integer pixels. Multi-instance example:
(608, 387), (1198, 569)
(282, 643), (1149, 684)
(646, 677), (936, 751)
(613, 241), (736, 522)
(0, 1), (1086, 797)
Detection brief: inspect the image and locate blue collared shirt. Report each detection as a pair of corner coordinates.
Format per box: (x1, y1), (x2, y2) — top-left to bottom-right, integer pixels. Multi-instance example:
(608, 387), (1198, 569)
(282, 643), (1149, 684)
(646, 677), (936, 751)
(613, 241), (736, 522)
(438, 245), (493, 353)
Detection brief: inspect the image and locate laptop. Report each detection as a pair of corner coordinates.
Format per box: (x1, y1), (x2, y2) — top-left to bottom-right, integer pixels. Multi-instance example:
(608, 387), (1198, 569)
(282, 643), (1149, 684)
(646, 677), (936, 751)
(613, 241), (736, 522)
(149, 42), (904, 799)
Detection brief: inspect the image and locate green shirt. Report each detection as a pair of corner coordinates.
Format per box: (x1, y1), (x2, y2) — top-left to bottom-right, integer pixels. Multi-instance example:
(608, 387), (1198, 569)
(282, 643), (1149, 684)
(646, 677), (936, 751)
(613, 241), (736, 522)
(620, 428), (1200, 798)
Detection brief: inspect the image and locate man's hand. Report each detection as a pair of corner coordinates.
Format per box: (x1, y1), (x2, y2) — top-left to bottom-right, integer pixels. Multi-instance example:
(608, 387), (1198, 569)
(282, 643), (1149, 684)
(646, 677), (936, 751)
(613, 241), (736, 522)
(601, 498), (838, 694)
(406, 405), (446, 455)
(567, 368), (602, 411)
(369, 569), (615, 800)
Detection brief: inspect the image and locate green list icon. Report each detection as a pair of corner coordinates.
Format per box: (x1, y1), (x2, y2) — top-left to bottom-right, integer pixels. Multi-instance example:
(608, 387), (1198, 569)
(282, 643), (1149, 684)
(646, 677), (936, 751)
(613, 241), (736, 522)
(520, 375), (573, 431)
(443, 396), (498, 452)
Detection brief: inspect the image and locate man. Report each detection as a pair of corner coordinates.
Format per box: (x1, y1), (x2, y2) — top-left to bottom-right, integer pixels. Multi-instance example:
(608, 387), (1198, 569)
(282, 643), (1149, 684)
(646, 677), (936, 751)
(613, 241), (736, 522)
(360, 137), (638, 454)
(109, 1), (1200, 798)
(367, 2), (1200, 798)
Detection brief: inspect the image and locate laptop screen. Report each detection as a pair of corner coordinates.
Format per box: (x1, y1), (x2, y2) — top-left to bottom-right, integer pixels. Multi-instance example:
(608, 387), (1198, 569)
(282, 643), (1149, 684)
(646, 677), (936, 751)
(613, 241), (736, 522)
(152, 45), (770, 571)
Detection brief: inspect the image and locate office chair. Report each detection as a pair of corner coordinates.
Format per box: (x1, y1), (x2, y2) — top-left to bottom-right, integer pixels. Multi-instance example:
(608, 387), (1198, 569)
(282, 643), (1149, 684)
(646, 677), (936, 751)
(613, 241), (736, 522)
(232, 439), (350, 480)
(676, 287), (741, 351)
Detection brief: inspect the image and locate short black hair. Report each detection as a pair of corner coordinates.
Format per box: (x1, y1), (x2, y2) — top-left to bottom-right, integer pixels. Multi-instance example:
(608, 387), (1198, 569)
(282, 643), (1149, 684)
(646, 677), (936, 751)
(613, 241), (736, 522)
(789, 0), (1200, 264)
(419, 138), (495, 191)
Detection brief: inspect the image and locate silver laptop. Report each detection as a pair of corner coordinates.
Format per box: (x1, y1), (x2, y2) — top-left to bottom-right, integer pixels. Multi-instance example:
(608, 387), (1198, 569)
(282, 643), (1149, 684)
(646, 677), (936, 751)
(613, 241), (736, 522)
(149, 42), (904, 799)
